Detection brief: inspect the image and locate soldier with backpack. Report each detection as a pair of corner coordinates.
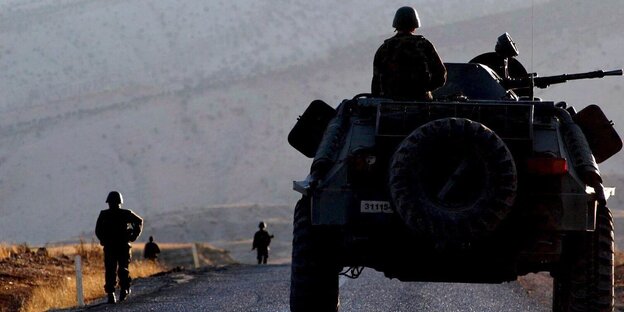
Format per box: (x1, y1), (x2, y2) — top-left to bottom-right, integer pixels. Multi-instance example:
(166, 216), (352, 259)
(372, 6), (447, 100)
(95, 191), (143, 304)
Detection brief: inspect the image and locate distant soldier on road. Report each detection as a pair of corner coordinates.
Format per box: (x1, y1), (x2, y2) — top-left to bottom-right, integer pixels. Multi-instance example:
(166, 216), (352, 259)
(372, 6), (447, 100)
(143, 236), (161, 261)
(252, 221), (274, 264)
(95, 191), (143, 304)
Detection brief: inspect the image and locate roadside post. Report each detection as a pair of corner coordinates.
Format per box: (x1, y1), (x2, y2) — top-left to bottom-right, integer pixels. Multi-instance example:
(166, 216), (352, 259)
(75, 255), (84, 306)
(192, 243), (200, 269)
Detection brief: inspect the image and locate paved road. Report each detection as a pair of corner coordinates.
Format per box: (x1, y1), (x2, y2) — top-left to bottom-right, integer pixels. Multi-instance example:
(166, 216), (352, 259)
(76, 264), (549, 312)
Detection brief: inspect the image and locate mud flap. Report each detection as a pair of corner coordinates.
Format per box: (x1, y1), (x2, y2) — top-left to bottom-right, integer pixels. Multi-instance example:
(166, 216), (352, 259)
(288, 100), (336, 158)
(573, 104), (622, 163)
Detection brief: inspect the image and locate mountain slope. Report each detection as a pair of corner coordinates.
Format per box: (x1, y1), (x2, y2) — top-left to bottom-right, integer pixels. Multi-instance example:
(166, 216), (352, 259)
(2, 0), (623, 243)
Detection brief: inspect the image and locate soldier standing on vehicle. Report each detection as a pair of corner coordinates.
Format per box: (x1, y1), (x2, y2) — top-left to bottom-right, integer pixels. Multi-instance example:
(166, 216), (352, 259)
(372, 6), (447, 100)
(95, 191), (143, 304)
(143, 236), (161, 261)
(252, 221), (274, 264)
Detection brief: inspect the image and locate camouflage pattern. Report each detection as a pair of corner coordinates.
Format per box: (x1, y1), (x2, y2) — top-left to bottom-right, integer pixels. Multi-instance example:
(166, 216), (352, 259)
(372, 33), (447, 100)
(252, 229), (274, 264)
(95, 205), (143, 294)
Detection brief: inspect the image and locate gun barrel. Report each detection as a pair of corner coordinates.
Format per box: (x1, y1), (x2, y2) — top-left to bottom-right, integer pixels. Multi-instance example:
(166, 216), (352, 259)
(532, 69), (623, 88)
(505, 68), (623, 90)
(604, 69), (623, 76)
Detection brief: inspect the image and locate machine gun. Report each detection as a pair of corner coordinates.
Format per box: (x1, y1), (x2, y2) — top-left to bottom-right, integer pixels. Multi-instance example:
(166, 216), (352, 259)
(532, 69), (623, 88)
(504, 69), (623, 91)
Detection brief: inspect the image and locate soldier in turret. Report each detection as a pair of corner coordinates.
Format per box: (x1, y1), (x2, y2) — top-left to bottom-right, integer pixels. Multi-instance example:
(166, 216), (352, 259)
(252, 221), (274, 264)
(469, 32), (530, 96)
(372, 6), (447, 101)
(95, 191), (143, 304)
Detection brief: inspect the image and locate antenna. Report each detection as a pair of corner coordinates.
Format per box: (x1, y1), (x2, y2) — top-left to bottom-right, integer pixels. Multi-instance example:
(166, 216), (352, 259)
(530, 0), (535, 100)
(531, 0), (534, 74)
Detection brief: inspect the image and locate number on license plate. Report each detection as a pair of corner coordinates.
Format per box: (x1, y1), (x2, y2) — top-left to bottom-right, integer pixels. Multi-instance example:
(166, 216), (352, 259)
(360, 201), (392, 213)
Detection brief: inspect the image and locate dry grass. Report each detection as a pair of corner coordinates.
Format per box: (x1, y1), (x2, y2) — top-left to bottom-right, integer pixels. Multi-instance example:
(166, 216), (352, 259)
(0, 243), (13, 260)
(2, 241), (232, 311)
(0, 243), (31, 260)
(130, 260), (166, 277)
(616, 248), (624, 266)
(20, 243), (166, 312)
(44, 239), (101, 259)
(132, 242), (202, 253)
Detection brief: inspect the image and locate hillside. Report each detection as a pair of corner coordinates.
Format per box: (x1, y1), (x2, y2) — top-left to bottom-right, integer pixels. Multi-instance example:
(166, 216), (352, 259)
(1, 0), (623, 244)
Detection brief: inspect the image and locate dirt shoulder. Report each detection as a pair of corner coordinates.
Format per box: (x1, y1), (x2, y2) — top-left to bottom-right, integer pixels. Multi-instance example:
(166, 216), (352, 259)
(0, 246), (74, 312)
(0, 243), (235, 312)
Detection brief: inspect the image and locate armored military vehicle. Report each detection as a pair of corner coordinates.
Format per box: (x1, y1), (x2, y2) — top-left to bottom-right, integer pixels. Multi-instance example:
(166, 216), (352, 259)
(288, 35), (623, 312)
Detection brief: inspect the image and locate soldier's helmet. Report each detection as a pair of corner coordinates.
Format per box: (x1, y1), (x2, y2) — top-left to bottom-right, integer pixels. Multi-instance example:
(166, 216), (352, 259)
(258, 221), (267, 229)
(106, 191), (124, 205)
(495, 32), (519, 58)
(392, 6), (420, 30)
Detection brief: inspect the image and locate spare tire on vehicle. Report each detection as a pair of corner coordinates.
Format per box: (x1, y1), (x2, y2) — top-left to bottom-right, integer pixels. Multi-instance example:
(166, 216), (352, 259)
(389, 118), (517, 248)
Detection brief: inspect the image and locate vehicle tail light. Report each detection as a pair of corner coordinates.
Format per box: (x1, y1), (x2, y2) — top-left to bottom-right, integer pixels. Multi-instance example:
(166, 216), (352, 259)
(526, 157), (568, 175)
(351, 154), (377, 172)
(348, 147), (377, 174)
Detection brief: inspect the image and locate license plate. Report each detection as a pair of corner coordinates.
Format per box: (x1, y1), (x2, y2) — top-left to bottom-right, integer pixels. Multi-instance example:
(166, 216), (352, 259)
(360, 201), (392, 213)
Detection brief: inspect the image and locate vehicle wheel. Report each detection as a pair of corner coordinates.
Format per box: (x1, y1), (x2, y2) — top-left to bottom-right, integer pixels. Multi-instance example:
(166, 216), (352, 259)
(553, 205), (614, 312)
(290, 196), (340, 312)
(389, 118), (517, 247)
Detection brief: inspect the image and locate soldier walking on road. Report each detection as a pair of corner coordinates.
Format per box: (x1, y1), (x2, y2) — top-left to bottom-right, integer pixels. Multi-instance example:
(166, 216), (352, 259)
(143, 236), (161, 261)
(95, 191), (143, 304)
(252, 221), (274, 264)
(372, 6), (447, 101)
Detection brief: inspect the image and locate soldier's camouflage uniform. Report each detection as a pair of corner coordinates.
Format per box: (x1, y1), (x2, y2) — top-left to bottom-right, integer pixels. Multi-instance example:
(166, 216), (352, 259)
(95, 208), (143, 294)
(372, 32), (447, 100)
